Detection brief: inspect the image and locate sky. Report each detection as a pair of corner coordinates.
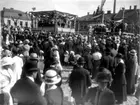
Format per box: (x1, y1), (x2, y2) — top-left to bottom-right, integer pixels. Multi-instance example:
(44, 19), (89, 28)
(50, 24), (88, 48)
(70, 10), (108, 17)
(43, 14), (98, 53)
(0, 0), (140, 17)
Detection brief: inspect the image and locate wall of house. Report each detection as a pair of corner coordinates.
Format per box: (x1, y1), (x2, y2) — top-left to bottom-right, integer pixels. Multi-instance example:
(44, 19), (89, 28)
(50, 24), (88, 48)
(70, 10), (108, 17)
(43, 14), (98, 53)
(4, 17), (31, 28)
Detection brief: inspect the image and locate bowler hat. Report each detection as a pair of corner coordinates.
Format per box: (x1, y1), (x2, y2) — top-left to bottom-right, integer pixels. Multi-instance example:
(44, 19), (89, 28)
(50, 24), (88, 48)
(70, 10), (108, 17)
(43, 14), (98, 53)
(77, 57), (85, 64)
(24, 60), (39, 72)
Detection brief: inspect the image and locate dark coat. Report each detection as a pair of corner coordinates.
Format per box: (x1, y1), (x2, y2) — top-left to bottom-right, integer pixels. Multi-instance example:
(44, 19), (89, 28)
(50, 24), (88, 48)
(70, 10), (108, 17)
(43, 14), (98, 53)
(85, 87), (116, 105)
(10, 77), (47, 105)
(83, 52), (94, 74)
(111, 62), (127, 103)
(69, 66), (91, 100)
(126, 58), (137, 94)
(44, 86), (63, 105)
(101, 54), (114, 76)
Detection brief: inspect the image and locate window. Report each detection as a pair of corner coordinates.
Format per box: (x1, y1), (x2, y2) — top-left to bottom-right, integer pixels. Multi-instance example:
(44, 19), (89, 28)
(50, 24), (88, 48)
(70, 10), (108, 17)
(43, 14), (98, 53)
(7, 20), (11, 25)
(20, 21), (23, 27)
(25, 22), (28, 27)
(14, 21), (17, 26)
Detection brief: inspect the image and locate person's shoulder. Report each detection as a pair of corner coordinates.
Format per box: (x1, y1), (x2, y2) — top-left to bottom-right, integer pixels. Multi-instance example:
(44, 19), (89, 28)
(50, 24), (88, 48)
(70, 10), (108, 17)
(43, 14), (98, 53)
(105, 88), (114, 94)
(88, 87), (98, 93)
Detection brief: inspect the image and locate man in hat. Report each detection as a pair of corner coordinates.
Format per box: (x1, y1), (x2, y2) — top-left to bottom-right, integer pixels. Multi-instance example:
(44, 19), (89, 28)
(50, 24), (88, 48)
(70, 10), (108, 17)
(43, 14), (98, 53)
(10, 60), (47, 105)
(126, 49), (139, 95)
(69, 57), (91, 105)
(85, 72), (116, 105)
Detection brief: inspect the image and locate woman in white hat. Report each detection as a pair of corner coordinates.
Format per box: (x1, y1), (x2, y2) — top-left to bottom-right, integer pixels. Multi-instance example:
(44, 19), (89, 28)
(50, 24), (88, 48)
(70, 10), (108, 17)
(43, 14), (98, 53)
(40, 70), (63, 105)
(0, 57), (15, 105)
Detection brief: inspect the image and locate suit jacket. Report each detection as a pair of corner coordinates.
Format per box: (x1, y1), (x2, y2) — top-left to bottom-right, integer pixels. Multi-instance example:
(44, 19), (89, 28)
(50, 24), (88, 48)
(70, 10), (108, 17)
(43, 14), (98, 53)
(85, 87), (116, 105)
(69, 66), (91, 98)
(10, 77), (47, 105)
(83, 52), (94, 72)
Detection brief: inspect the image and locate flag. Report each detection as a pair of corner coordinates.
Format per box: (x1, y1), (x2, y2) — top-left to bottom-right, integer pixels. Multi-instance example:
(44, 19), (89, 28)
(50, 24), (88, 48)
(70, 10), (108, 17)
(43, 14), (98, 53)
(100, 0), (106, 11)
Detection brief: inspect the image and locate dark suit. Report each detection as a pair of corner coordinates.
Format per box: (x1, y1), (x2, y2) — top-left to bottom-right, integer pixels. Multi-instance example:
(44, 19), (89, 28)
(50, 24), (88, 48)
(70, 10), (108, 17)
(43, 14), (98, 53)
(69, 66), (91, 104)
(83, 52), (94, 74)
(85, 86), (116, 105)
(11, 77), (47, 105)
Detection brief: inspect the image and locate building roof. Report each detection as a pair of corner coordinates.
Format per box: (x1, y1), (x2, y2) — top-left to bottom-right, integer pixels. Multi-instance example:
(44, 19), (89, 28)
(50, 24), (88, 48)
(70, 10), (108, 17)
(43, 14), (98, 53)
(78, 12), (114, 22)
(114, 8), (140, 24)
(32, 10), (77, 17)
(78, 14), (103, 21)
(2, 8), (31, 20)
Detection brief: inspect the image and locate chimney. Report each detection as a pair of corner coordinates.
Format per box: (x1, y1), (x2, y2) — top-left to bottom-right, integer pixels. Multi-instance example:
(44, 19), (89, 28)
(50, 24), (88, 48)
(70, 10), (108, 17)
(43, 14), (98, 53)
(134, 5), (137, 10)
(107, 10), (111, 14)
(87, 12), (90, 15)
(129, 6), (131, 10)
(3, 7), (6, 10)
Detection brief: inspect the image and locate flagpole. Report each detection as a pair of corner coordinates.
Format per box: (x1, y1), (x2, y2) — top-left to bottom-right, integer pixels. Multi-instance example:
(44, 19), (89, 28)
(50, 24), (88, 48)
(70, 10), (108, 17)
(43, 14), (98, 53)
(113, 0), (116, 14)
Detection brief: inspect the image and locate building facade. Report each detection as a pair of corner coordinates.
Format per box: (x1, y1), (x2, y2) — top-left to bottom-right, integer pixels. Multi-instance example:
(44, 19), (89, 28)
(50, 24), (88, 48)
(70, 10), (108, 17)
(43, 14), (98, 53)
(76, 11), (114, 34)
(1, 7), (31, 28)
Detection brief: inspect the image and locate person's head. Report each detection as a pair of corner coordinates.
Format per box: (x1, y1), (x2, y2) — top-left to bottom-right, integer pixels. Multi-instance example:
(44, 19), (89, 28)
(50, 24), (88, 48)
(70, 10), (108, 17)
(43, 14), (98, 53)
(115, 53), (123, 63)
(1, 57), (14, 70)
(129, 49), (137, 57)
(23, 60), (39, 79)
(77, 57), (85, 67)
(11, 47), (18, 56)
(29, 53), (38, 62)
(44, 70), (61, 87)
(95, 72), (110, 89)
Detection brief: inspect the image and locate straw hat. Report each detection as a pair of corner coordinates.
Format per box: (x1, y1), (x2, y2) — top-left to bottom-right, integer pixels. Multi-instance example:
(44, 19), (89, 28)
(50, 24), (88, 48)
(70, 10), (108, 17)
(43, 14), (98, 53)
(1, 57), (14, 67)
(92, 52), (102, 60)
(45, 70), (61, 85)
(129, 49), (137, 56)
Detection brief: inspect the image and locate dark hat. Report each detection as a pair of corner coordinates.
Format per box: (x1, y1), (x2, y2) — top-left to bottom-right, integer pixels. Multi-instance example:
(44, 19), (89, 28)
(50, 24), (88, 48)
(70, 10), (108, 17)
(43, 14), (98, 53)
(95, 72), (110, 83)
(77, 57), (85, 64)
(116, 53), (123, 58)
(24, 60), (39, 72)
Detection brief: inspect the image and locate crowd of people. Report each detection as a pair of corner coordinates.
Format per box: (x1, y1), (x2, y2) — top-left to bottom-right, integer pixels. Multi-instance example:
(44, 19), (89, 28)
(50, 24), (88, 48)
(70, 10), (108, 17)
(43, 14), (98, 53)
(0, 24), (140, 105)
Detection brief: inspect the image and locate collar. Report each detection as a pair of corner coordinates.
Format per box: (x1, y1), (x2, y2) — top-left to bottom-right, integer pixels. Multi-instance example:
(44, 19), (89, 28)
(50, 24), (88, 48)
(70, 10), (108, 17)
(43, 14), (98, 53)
(27, 76), (34, 82)
(47, 85), (57, 91)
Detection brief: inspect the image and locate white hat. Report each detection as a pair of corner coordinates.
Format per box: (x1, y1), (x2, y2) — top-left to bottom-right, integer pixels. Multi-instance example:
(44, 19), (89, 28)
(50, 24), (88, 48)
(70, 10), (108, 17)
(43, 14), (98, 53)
(92, 52), (102, 60)
(1, 57), (14, 66)
(45, 70), (61, 85)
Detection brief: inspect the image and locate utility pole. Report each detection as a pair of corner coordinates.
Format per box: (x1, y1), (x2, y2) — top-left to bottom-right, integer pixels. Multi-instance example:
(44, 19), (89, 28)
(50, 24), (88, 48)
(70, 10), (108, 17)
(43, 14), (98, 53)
(113, 0), (116, 14)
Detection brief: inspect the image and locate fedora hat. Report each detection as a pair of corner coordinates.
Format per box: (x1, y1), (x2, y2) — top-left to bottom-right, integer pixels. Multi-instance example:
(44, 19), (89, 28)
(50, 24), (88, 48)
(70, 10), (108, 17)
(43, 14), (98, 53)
(24, 60), (39, 72)
(95, 72), (110, 83)
(45, 70), (61, 85)
(1, 57), (14, 67)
